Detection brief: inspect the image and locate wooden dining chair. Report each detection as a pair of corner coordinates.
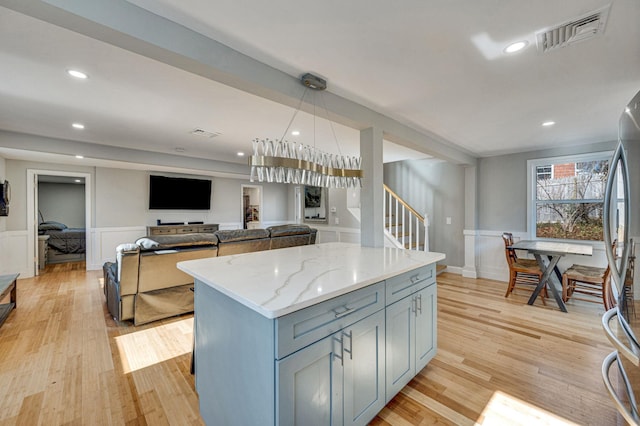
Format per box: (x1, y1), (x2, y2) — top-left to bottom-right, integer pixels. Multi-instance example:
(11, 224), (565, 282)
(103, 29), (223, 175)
(562, 240), (617, 307)
(603, 239), (635, 313)
(502, 232), (545, 298)
(623, 239), (636, 317)
(603, 267), (616, 311)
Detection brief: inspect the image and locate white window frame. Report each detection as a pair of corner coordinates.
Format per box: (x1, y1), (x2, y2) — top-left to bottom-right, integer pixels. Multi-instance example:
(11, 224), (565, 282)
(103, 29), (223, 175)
(526, 150), (613, 243)
(536, 165), (553, 180)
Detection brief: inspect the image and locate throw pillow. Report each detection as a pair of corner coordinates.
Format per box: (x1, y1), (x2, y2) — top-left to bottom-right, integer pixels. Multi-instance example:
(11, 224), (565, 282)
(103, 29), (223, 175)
(38, 221), (68, 231)
(136, 237), (160, 249)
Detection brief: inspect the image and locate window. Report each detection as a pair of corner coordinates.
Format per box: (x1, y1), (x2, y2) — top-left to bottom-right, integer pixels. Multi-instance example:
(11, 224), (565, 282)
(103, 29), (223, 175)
(536, 165), (552, 180)
(527, 152), (613, 241)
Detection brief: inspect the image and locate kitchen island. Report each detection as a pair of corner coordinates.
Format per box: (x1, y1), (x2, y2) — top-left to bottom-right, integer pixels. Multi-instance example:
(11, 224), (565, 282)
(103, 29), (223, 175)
(178, 242), (445, 426)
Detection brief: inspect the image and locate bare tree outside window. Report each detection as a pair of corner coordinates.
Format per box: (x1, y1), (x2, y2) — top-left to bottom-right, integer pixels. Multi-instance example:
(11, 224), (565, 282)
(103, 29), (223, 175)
(535, 160), (609, 240)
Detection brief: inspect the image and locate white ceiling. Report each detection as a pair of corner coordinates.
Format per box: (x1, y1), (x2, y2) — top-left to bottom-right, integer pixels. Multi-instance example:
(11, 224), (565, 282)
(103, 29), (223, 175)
(0, 0), (639, 172)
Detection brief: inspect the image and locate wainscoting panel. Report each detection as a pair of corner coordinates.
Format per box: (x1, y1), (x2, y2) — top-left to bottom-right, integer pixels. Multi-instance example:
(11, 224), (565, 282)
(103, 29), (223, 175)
(91, 226), (146, 270)
(0, 231), (31, 277)
(469, 230), (612, 283)
(314, 226), (361, 245)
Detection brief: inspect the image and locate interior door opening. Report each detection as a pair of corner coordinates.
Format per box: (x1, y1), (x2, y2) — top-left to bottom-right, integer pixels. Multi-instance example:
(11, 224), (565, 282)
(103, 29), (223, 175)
(27, 169), (92, 276)
(241, 184), (262, 229)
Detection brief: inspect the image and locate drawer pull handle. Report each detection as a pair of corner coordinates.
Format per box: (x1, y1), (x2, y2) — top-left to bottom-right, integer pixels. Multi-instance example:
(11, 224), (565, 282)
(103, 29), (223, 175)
(602, 308), (640, 367)
(410, 274), (421, 284)
(601, 351), (640, 425)
(333, 336), (344, 366)
(333, 305), (354, 318)
(342, 330), (353, 360)
(417, 294), (422, 315)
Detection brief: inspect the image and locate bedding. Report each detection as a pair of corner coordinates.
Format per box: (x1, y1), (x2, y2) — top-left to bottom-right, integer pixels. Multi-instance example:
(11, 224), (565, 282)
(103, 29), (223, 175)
(43, 228), (86, 254)
(38, 221), (67, 231)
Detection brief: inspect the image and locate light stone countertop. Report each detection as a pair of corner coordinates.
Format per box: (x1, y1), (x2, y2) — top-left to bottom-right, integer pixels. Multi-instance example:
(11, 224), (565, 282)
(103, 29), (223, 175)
(178, 242), (446, 319)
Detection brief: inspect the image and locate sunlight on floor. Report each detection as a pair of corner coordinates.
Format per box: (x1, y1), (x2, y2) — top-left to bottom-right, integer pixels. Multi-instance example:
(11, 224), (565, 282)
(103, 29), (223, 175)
(114, 317), (193, 374)
(477, 391), (579, 426)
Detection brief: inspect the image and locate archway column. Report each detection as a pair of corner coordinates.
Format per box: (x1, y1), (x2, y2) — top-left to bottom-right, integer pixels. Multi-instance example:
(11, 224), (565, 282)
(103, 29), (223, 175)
(360, 127), (384, 248)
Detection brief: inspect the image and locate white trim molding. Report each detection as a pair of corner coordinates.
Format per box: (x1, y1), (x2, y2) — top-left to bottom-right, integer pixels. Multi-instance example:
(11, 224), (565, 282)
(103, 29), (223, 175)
(463, 229), (478, 278)
(0, 230), (31, 278)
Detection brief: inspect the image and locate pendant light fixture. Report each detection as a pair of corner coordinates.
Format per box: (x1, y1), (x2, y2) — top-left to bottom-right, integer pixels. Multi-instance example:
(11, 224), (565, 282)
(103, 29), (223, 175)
(249, 73), (363, 188)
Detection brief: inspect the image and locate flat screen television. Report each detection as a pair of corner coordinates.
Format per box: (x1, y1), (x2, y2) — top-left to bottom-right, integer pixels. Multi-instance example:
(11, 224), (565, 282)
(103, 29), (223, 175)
(149, 175), (212, 210)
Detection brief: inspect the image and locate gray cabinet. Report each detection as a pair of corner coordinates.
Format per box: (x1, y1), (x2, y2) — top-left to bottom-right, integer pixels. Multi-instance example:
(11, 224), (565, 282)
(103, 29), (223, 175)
(415, 285), (437, 372)
(277, 310), (385, 426)
(277, 332), (342, 425)
(193, 263), (437, 426)
(385, 266), (437, 402)
(342, 310), (386, 426)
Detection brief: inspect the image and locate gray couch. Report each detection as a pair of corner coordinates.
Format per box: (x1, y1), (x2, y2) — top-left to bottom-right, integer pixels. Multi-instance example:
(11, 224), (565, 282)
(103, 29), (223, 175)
(103, 224), (317, 325)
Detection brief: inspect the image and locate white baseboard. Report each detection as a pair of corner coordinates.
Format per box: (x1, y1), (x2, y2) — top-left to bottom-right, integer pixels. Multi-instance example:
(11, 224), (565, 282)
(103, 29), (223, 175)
(444, 265), (462, 275)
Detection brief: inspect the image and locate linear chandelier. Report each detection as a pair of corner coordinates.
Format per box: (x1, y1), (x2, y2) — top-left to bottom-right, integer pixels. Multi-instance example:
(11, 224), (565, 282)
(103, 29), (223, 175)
(249, 73), (363, 188)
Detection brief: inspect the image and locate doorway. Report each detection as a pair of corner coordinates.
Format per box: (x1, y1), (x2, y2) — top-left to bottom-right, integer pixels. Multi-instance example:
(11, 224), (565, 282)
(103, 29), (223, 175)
(241, 185), (262, 229)
(27, 169), (92, 276)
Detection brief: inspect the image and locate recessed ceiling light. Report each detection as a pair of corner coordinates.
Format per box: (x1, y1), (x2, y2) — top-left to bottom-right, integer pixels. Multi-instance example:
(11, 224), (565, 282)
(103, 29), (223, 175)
(291, 130), (300, 136)
(72, 123), (85, 129)
(542, 121), (556, 127)
(237, 152), (245, 157)
(75, 155), (84, 159)
(67, 69), (88, 79)
(504, 41), (528, 54)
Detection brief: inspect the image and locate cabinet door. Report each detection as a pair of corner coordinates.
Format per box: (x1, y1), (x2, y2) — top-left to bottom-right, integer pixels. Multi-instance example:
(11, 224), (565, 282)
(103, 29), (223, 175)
(277, 333), (343, 426)
(385, 295), (415, 402)
(343, 310), (385, 426)
(415, 285), (437, 373)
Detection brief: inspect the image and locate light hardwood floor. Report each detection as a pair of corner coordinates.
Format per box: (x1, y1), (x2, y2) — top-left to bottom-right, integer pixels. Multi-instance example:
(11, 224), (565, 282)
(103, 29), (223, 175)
(0, 264), (623, 425)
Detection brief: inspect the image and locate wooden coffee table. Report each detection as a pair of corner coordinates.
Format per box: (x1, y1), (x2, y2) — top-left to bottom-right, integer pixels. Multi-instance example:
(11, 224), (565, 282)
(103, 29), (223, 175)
(0, 273), (19, 327)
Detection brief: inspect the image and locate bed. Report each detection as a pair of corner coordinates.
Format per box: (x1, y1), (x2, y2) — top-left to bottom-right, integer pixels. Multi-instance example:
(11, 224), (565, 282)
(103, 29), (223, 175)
(39, 221), (86, 263)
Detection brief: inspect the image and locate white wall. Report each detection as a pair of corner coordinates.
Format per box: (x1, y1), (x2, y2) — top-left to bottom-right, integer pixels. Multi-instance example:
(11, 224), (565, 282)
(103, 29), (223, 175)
(326, 188), (361, 229)
(6, 160), (95, 231)
(384, 158), (465, 267)
(2, 159), (295, 276)
(473, 139), (640, 287)
(38, 182), (86, 228)
(476, 141), (617, 232)
(95, 168), (291, 229)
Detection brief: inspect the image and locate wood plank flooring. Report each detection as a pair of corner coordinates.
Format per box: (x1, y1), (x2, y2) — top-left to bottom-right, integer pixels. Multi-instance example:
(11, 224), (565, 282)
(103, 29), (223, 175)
(0, 264), (623, 425)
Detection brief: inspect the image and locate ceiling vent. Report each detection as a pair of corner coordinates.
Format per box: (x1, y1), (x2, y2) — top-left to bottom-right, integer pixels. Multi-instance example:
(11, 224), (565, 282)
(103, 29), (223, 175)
(536, 5), (610, 53)
(190, 128), (221, 138)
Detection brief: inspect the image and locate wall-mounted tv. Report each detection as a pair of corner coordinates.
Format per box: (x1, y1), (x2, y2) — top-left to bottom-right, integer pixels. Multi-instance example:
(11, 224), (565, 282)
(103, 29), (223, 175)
(149, 175), (212, 210)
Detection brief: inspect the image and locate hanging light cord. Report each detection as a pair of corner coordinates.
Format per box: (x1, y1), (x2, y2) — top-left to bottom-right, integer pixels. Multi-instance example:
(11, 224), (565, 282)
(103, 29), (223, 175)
(317, 90), (343, 157)
(278, 87), (309, 144)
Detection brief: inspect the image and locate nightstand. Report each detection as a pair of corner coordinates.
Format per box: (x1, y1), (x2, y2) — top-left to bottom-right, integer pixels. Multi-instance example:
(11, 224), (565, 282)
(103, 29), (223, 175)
(38, 235), (49, 271)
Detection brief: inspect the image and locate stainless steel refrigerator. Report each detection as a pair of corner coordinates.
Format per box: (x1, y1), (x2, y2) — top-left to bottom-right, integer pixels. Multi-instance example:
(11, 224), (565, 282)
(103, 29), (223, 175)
(602, 89), (640, 425)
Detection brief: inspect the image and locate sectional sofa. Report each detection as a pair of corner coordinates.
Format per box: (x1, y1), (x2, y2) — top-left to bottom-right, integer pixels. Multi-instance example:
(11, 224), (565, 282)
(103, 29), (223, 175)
(103, 224), (317, 325)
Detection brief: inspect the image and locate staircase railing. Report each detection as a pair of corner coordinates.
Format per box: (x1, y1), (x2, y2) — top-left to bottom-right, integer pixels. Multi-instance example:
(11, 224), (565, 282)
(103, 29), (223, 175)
(383, 184), (429, 251)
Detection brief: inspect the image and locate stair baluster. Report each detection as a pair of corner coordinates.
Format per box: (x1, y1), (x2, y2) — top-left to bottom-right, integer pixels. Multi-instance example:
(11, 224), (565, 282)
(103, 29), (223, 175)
(383, 184), (429, 252)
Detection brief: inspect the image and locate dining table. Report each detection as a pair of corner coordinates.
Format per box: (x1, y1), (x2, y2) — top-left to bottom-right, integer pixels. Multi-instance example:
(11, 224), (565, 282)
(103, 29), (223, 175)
(509, 240), (593, 312)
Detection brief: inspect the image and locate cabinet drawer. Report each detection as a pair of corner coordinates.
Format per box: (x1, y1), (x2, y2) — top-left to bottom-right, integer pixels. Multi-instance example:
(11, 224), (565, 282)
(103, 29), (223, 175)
(385, 264), (435, 305)
(150, 227), (176, 235)
(176, 227), (196, 234)
(197, 225), (218, 233)
(276, 281), (385, 359)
